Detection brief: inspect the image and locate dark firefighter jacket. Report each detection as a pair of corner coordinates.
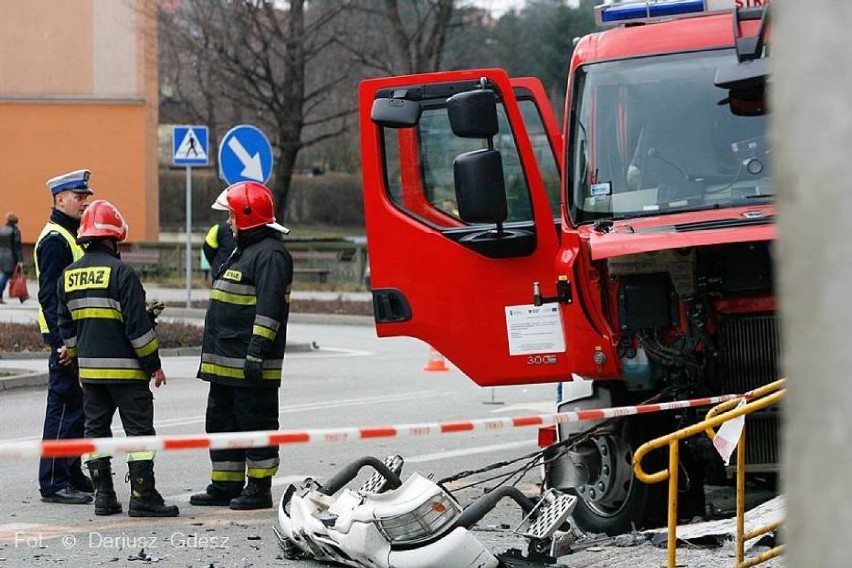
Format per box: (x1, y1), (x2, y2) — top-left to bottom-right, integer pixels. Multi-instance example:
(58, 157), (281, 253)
(56, 243), (161, 383)
(202, 220), (237, 276)
(198, 226), (293, 389)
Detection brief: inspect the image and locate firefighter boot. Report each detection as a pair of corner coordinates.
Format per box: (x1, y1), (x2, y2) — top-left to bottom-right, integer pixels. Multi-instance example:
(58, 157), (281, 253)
(127, 460), (179, 517)
(189, 481), (244, 506)
(86, 458), (122, 515)
(229, 477), (272, 510)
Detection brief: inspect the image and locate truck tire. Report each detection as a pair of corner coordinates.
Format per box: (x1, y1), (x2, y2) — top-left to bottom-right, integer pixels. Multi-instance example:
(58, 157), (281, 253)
(568, 418), (668, 536)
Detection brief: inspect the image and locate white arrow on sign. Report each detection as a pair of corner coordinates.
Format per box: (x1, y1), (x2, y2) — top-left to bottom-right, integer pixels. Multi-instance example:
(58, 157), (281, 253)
(228, 136), (264, 181)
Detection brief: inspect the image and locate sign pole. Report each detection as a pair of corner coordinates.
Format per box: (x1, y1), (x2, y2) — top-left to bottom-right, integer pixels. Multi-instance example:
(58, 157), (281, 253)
(185, 165), (192, 309)
(172, 124), (209, 310)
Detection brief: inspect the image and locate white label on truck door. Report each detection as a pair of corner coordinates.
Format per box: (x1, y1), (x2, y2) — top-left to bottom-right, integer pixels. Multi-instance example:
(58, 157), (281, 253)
(505, 305), (566, 356)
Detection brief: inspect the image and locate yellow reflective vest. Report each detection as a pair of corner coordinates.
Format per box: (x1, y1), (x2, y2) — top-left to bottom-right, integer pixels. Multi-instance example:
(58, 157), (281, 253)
(34, 221), (84, 338)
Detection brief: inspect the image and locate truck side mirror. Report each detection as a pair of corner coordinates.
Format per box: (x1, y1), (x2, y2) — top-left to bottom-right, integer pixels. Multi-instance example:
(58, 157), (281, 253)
(716, 5), (769, 116)
(454, 149), (507, 224)
(371, 97), (422, 128)
(447, 90), (499, 138)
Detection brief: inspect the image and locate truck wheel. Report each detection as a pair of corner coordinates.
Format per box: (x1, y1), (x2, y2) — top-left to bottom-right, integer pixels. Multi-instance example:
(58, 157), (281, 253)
(570, 421), (667, 536)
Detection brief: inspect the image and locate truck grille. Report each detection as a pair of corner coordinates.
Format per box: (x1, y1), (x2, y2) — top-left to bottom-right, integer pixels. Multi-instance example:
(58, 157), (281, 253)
(718, 313), (781, 393)
(718, 313), (782, 468)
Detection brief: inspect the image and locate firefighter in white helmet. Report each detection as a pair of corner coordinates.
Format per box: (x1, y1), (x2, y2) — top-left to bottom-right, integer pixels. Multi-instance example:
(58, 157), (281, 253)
(191, 181), (293, 510)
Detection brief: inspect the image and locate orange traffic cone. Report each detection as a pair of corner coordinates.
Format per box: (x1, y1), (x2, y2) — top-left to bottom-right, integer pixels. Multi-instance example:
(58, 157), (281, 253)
(423, 346), (449, 372)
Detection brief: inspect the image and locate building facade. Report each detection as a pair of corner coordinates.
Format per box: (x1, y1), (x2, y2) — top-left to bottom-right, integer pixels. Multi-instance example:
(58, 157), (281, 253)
(0, 0), (159, 243)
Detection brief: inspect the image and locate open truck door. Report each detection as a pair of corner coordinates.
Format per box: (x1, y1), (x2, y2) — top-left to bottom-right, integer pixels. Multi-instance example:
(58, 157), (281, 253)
(360, 69), (617, 387)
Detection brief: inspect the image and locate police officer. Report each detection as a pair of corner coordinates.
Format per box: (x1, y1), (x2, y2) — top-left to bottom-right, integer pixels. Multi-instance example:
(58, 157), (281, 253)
(190, 181), (293, 510)
(202, 219), (237, 278)
(56, 200), (178, 518)
(36, 169), (93, 505)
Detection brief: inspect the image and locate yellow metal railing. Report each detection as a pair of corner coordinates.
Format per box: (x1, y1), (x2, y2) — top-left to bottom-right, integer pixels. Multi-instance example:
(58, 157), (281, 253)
(633, 379), (786, 568)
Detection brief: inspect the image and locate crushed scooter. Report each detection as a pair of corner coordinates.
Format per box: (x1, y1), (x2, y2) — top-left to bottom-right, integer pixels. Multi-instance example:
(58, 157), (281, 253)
(274, 455), (578, 568)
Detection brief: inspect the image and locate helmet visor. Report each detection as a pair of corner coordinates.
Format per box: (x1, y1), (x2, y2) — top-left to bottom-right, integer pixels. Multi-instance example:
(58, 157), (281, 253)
(211, 189), (231, 211)
(266, 221), (290, 235)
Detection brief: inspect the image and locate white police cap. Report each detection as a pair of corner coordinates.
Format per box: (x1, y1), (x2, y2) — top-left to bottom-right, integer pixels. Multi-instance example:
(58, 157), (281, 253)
(46, 169), (94, 196)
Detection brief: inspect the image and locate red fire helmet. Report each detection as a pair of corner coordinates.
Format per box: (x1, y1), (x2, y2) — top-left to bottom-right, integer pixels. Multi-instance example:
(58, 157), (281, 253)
(211, 181), (289, 234)
(77, 199), (128, 242)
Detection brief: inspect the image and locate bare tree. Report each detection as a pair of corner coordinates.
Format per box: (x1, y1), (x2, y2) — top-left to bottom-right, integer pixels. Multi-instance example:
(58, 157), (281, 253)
(158, 0), (352, 218)
(340, 0), (457, 76)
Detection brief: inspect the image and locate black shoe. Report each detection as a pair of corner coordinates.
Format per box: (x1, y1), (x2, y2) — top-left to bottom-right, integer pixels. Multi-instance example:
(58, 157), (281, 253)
(41, 487), (94, 505)
(190, 482), (244, 507)
(229, 478), (272, 510)
(70, 471), (94, 494)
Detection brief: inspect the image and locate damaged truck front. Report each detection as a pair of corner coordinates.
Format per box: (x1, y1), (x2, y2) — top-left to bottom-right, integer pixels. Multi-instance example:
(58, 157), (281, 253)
(359, 0), (774, 535)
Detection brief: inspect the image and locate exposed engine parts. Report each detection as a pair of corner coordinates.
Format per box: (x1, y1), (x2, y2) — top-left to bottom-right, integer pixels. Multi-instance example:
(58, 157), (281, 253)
(604, 242), (776, 396)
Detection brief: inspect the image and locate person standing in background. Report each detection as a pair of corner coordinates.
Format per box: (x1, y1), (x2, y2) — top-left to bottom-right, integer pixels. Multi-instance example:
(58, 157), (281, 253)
(0, 212), (23, 303)
(36, 169), (94, 505)
(202, 219), (237, 279)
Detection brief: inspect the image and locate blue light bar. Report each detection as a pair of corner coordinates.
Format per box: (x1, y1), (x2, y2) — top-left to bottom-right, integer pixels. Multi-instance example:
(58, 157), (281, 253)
(598, 0), (707, 25)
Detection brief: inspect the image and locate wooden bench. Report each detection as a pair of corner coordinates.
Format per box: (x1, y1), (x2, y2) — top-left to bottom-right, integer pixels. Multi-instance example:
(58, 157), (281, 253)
(291, 249), (340, 283)
(294, 267), (331, 283)
(121, 249), (161, 278)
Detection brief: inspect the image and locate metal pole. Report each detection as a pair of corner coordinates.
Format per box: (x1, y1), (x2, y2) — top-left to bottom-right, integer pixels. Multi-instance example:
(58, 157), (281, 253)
(185, 166), (192, 309)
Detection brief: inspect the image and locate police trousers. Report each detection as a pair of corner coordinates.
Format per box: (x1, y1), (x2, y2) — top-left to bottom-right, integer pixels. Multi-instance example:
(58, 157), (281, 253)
(39, 347), (86, 497)
(205, 382), (280, 482)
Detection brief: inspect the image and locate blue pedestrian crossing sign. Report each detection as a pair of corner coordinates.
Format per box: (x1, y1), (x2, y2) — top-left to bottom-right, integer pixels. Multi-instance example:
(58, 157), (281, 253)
(219, 124), (273, 185)
(173, 125), (209, 167)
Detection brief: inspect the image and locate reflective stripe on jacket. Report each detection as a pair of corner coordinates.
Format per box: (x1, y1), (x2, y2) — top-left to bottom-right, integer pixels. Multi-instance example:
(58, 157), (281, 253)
(56, 245), (160, 383)
(198, 231), (292, 388)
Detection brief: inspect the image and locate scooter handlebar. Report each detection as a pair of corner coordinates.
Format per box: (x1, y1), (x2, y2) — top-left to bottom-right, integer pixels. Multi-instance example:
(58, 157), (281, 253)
(319, 456), (403, 496)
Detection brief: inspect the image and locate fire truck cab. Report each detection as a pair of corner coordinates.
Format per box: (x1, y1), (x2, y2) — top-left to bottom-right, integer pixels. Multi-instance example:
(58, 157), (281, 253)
(359, 0), (773, 535)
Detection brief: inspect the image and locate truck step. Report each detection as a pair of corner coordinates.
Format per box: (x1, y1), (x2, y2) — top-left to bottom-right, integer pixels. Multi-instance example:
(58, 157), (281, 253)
(518, 489), (577, 540)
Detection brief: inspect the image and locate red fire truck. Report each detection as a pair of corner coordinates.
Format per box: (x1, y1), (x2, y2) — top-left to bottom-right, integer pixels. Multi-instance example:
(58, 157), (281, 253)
(359, 0), (772, 535)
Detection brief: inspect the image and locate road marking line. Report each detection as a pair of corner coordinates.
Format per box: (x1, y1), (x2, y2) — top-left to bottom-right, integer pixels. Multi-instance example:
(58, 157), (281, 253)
(406, 440), (536, 463)
(0, 390), (443, 442)
(167, 441), (536, 501)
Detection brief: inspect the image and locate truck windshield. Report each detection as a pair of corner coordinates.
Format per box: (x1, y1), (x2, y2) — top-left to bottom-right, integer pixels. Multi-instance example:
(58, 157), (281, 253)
(568, 49), (771, 224)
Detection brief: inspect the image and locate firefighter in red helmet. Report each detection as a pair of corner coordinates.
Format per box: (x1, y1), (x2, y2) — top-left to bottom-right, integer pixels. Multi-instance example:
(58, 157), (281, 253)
(190, 181), (293, 510)
(56, 200), (178, 518)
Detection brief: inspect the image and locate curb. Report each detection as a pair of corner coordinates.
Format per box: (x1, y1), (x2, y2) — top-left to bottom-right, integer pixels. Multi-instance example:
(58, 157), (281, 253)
(0, 341), (320, 392)
(159, 311), (374, 327)
(289, 313), (374, 327)
(0, 370), (48, 391)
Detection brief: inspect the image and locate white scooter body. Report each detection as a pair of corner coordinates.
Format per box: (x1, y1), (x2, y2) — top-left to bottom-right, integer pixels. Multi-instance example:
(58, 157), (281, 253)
(277, 472), (499, 568)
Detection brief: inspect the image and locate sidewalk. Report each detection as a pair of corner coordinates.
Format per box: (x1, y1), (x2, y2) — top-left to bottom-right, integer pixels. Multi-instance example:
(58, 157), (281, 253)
(13, 279), (372, 305)
(0, 282), (373, 391)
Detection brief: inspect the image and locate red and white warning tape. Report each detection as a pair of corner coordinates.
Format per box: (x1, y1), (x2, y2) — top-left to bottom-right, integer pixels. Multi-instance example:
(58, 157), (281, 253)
(0, 393), (742, 459)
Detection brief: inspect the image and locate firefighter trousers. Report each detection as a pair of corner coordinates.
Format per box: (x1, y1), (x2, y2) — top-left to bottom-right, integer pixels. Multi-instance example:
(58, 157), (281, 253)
(205, 382), (280, 483)
(82, 382), (156, 462)
(39, 347), (86, 497)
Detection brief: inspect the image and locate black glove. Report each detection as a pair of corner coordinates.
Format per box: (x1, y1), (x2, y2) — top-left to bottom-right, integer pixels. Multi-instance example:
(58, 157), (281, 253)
(146, 301), (165, 327)
(244, 356), (264, 384)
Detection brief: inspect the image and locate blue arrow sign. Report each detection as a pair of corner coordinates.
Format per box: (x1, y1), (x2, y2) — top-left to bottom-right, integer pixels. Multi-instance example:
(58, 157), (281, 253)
(219, 125), (274, 185)
(173, 125), (209, 166)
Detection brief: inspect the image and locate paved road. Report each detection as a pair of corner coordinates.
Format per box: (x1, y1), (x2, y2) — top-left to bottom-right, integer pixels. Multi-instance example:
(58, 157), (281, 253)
(0, 321), (562, 567)
(0, 303), (785, 567)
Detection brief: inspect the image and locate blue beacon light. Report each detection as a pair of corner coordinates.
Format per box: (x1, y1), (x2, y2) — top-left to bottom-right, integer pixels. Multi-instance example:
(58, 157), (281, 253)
(598, 0), (707, 24)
